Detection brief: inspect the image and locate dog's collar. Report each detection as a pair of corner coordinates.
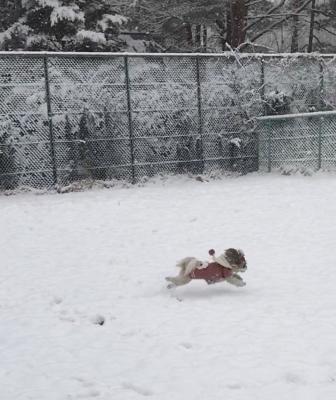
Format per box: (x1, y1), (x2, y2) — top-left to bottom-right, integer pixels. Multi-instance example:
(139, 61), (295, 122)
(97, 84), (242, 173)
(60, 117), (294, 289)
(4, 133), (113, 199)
(214, 254), (232, 269)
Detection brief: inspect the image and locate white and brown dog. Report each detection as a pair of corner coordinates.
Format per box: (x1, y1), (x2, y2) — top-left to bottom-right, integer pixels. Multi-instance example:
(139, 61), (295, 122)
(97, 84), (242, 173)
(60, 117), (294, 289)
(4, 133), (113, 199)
(166, 248), (247, 289)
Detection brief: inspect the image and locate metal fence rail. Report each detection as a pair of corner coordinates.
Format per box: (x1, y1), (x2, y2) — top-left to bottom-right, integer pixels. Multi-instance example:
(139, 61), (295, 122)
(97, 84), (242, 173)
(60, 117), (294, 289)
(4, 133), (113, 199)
(257, 110), (336, 172)
(1, 52), (336, 190)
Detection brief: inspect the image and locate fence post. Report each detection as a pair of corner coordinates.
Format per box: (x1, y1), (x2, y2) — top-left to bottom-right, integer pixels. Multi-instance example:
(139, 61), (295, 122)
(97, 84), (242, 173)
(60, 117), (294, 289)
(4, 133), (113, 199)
(319, 59), (324, 111)
(195, 55), (205, 173)
(43, 55), (58, 187)
(267, 121), (272, 172)
(260, 57), (266, 115)
(318, 116), (323, 170)
(124, 55), (136, 184)
(317, 58), (324, 170)
(316, 59), (324, 171)
(257, 57), (266, 173)
(255, 119), (260, 172)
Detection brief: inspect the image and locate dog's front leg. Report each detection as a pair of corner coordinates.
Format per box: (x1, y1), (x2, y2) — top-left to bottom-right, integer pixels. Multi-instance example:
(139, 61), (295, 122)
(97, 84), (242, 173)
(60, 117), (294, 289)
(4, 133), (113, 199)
(226, 273), (246, 287)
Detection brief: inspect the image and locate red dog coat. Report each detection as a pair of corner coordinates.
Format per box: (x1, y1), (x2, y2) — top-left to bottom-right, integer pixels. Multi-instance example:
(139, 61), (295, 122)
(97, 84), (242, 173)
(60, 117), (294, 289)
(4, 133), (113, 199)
(189, 262), (233, 284)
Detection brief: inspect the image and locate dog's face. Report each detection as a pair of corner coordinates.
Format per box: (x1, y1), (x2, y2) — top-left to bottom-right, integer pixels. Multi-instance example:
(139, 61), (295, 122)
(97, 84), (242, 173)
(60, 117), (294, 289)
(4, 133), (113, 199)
(225, 248), (247, 272)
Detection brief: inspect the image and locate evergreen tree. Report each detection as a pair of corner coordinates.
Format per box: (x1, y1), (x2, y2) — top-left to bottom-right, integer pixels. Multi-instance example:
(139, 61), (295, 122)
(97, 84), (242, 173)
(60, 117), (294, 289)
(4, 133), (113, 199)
(0, 0), (128, 51)
(0, 0), (22, 31)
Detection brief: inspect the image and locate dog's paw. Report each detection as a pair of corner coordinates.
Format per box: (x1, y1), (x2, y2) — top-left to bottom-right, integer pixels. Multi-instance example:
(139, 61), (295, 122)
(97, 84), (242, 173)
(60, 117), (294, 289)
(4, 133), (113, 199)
(167, 283), (176, 289)
(167, 282), (177, 289)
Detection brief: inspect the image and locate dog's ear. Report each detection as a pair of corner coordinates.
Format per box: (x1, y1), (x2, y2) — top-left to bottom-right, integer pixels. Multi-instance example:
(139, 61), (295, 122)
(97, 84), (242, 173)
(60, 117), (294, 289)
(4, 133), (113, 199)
(224, 248), (240, 265)
(225, 248), (247, 269)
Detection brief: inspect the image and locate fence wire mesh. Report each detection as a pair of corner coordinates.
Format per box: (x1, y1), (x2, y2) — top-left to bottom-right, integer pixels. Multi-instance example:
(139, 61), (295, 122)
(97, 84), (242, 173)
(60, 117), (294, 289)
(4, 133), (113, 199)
(1, 52), (336, 190)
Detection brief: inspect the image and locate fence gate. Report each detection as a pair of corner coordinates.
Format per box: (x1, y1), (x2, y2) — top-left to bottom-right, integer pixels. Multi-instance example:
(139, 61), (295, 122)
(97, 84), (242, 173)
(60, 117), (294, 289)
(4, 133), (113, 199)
(257, 111), (336, 172)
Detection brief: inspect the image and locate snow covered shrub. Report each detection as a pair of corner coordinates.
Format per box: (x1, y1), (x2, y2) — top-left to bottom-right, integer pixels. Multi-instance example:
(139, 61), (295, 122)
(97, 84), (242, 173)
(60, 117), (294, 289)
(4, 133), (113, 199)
(46, 55), (131, 184)
(0, 22), (31, 50)
(133, 107), (201, 176)
(58, 106), (131, 184)
(264, 90), (291, 116)
(77, 108), (128, 181)
(278, 165), (314, 176)
(76, 108), (100, 180)
(0, 116), (17, 189)
(199, 56), (262, 173)
(127, 57), (206, 176)
(263, 57), (323, 114)
(62, 114), (79, 182)
(228, 137), (242, 171)
(26, 34), (60, 51)
(176, 135), (203, 174)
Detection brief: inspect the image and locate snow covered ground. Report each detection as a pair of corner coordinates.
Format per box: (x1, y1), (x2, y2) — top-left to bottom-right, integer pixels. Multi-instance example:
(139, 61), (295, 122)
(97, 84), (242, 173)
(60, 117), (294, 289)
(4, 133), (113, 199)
(1, 173), (336, 400)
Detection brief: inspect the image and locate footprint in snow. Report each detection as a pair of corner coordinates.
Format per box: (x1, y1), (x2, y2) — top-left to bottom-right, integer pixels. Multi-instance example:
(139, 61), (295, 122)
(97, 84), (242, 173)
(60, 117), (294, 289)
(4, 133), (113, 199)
(50, 294), (107, 326)
(284, 372), (305, 385)
(56, 308), (77, 323)
(52, 296), (63, 305)
(90, 314), (105, 326)
(122, 382), (153, 397)
(180, 342), (192, 350)
(76, 389), (100, 398)
(226, 383), (243, 390)
(70, 377), (101, 398)
(50, 299), (77, 323)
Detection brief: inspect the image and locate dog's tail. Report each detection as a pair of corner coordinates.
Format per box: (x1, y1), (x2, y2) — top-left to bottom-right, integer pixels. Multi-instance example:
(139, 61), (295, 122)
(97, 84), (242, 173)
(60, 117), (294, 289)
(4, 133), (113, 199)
(176, 257), (202, 277)
(176, 257), (191, 268)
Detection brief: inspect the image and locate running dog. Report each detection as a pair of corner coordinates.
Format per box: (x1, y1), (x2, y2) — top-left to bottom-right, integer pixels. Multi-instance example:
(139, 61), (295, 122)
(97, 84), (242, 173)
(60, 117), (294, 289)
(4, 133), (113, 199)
(165, 248), (247, 289)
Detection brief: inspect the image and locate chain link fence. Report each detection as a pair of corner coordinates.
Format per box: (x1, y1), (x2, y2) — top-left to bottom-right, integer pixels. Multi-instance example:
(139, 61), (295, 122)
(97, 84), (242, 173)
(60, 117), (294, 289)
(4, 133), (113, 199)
(1, 52), (336, 190)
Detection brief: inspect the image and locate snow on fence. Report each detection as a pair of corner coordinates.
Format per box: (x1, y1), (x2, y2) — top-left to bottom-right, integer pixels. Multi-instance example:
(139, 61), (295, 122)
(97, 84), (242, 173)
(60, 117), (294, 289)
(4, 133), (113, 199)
(1, 52), (336, 190)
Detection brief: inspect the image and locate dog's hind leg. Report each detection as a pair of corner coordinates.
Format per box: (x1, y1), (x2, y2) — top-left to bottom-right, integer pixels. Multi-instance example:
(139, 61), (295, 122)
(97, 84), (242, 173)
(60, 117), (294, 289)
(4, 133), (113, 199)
(165, 275), (191, 289)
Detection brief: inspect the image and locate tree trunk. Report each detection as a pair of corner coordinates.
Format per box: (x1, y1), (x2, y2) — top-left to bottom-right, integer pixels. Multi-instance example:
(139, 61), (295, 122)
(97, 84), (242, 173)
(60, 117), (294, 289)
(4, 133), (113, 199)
(202, 25), (207, 52)
(230, 0), (247, 48)
(307, 0), (316, 52)
(185, 22), (193, 46)
(331, 0), (336, 12)
(291, 16), (299, 52)
(226, 7), (232, 48)
(215, 18), (226, 51)
(195, 24), (201, 49)
(291, 0), (302, 52)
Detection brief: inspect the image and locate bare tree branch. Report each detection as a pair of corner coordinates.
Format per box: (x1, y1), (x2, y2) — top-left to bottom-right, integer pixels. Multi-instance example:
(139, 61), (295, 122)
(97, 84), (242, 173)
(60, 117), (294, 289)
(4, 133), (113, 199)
(241, 0), (313, 48)
(243, 0), (286, 33)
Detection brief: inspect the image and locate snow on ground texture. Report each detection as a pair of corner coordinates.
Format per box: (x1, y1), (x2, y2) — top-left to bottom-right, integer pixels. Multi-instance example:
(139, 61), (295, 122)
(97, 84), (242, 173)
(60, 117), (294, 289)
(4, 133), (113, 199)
(1, 173), (336, 400)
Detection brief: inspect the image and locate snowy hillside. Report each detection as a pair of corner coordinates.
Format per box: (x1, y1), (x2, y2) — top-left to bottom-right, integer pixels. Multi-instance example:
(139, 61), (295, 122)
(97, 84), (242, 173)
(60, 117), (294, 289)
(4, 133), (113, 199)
(1, 173), (336, 400)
